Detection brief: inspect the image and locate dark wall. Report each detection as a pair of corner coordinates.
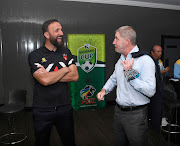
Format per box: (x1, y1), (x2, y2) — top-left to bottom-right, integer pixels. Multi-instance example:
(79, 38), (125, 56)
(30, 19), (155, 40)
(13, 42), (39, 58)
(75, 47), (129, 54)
(0, 0), (180, 106)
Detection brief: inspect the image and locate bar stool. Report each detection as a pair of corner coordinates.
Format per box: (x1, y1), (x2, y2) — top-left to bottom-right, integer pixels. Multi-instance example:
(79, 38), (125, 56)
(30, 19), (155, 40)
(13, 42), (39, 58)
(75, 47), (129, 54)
(0, 89), (27, 145)
(160, 83), (180, 146)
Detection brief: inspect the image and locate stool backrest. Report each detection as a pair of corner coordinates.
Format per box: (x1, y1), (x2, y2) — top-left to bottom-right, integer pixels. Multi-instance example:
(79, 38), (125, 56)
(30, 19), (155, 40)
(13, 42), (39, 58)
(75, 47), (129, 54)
(169, 79), (180, 99)
(163, 89), (177, 101)
(8, 90), (27, 105)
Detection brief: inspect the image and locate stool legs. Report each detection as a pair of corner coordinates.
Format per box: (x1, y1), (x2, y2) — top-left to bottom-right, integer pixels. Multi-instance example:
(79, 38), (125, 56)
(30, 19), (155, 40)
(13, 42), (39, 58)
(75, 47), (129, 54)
(160, 107), (180, 146)
(167, 109), (172, 146)
(167, 108), (180, 146)
(0, 111), (27, 145)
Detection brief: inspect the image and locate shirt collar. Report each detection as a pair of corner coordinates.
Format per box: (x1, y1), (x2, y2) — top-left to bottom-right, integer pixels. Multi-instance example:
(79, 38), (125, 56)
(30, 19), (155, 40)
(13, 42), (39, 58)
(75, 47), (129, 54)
(42, 45), (51, 53)
(42, 45), (60, 53)
(120, 45), (139, 61)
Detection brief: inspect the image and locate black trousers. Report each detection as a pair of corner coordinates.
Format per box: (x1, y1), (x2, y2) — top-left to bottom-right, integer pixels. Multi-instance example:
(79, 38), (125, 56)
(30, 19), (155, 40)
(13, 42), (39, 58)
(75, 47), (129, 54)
(148, 92), (162, 132)
(114, 104), (148, 146)
(33, 104), (75, 146)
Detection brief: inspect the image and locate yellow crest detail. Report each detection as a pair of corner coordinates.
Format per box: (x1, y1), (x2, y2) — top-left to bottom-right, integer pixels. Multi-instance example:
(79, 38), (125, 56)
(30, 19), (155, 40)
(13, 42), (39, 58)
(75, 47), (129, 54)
(42, 57), (47, 63)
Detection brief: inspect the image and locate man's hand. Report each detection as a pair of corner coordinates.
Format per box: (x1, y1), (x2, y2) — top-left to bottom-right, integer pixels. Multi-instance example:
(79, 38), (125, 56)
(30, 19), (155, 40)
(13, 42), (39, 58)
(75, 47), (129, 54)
(165, 66), (170, 72)
(120, 58), (134, 71)
(96, 89), (106, 101)
(36, 65), (47, 74)
(161, 66), (170, 76)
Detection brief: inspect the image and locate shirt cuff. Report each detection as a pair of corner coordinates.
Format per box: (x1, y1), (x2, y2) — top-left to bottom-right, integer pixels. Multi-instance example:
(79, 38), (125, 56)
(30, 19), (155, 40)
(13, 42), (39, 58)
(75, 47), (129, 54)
(124, 69), (140, 81)
(102, 86), (109, 95)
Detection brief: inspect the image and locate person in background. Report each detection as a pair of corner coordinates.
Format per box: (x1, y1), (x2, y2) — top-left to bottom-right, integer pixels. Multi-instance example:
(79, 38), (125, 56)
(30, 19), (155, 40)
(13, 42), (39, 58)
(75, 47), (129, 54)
(28, 19), (79, 146)
(173, 59), (180, 100)
(151, 45), (169, 128)
(174, 58), (180, 80)
(151, 45), (170, 77)
(97, 26), (156, 146)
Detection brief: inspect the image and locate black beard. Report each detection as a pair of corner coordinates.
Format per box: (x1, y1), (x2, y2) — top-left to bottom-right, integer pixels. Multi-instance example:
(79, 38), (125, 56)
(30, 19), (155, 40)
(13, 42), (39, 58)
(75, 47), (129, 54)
(50, 36), (63, 48)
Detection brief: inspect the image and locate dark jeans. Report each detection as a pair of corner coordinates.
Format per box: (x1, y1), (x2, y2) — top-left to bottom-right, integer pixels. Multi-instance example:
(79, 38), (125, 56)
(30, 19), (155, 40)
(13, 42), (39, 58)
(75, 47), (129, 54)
(114, 104), (148, 146)
(33, 104), (75, 146)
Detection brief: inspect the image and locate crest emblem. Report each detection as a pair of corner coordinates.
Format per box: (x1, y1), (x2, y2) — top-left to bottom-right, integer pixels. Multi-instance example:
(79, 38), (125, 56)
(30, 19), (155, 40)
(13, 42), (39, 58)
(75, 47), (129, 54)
(41, 57), (47, 63)
(77, 44), (97, 73)
(63, 54), (68, 60)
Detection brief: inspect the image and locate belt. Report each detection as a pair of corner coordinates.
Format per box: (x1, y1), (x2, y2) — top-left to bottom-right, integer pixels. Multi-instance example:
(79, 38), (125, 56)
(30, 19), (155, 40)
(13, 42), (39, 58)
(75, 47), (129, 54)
(116, 103), (147, 111)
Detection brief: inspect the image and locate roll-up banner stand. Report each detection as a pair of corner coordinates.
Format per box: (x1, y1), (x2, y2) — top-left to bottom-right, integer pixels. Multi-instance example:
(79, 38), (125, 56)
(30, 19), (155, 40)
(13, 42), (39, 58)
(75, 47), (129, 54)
(68, 34), (105, 110)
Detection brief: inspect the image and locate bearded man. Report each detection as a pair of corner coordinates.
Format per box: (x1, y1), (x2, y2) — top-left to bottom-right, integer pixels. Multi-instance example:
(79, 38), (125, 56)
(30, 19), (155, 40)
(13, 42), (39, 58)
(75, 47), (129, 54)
(28, 19), (79, 146)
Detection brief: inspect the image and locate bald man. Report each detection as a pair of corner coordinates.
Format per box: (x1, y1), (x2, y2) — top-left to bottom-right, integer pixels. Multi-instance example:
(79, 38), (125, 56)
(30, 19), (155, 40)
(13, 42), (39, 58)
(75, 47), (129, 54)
(151, 45), (170, 77)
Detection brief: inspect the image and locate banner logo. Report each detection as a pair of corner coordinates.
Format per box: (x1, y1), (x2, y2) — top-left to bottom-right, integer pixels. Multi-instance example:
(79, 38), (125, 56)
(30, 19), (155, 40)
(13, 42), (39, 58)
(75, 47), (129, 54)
(80, 85), (96, 99)
(80, 85), (96, 104)
(77, 44), (97, 73)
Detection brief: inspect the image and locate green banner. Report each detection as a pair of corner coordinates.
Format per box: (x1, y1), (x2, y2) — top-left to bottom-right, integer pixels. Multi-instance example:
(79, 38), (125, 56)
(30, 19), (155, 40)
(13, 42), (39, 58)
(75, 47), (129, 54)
(68, 34), (105, 110)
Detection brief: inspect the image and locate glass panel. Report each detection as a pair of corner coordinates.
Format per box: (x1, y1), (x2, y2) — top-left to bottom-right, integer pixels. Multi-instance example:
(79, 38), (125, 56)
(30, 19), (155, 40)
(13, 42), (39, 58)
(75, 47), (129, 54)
(0, 29), (4, 104)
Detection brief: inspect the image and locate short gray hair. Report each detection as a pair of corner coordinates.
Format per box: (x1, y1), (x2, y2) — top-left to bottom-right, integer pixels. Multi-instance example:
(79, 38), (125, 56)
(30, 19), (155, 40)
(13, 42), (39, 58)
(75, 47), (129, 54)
(115, 26), (136, 45)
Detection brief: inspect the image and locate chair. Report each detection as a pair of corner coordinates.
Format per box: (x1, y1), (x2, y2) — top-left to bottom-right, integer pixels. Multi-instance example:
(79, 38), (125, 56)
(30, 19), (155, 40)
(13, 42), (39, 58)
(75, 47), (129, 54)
(0, 89), (27, 145)
(160, 82), (180, 146)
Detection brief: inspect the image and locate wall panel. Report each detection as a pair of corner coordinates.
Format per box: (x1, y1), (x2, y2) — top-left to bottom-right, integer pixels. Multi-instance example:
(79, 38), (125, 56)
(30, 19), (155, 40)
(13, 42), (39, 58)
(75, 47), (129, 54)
(0, 0), (180, 106)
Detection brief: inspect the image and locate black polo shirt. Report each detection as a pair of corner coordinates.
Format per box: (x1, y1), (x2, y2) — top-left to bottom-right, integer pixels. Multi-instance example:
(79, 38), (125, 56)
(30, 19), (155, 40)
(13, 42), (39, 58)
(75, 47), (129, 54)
(28, 45), (75, 107)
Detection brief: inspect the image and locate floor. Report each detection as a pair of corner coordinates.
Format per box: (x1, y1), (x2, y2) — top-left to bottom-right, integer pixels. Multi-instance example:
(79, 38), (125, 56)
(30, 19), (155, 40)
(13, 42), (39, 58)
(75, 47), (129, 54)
(0, 104), (179, 146)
